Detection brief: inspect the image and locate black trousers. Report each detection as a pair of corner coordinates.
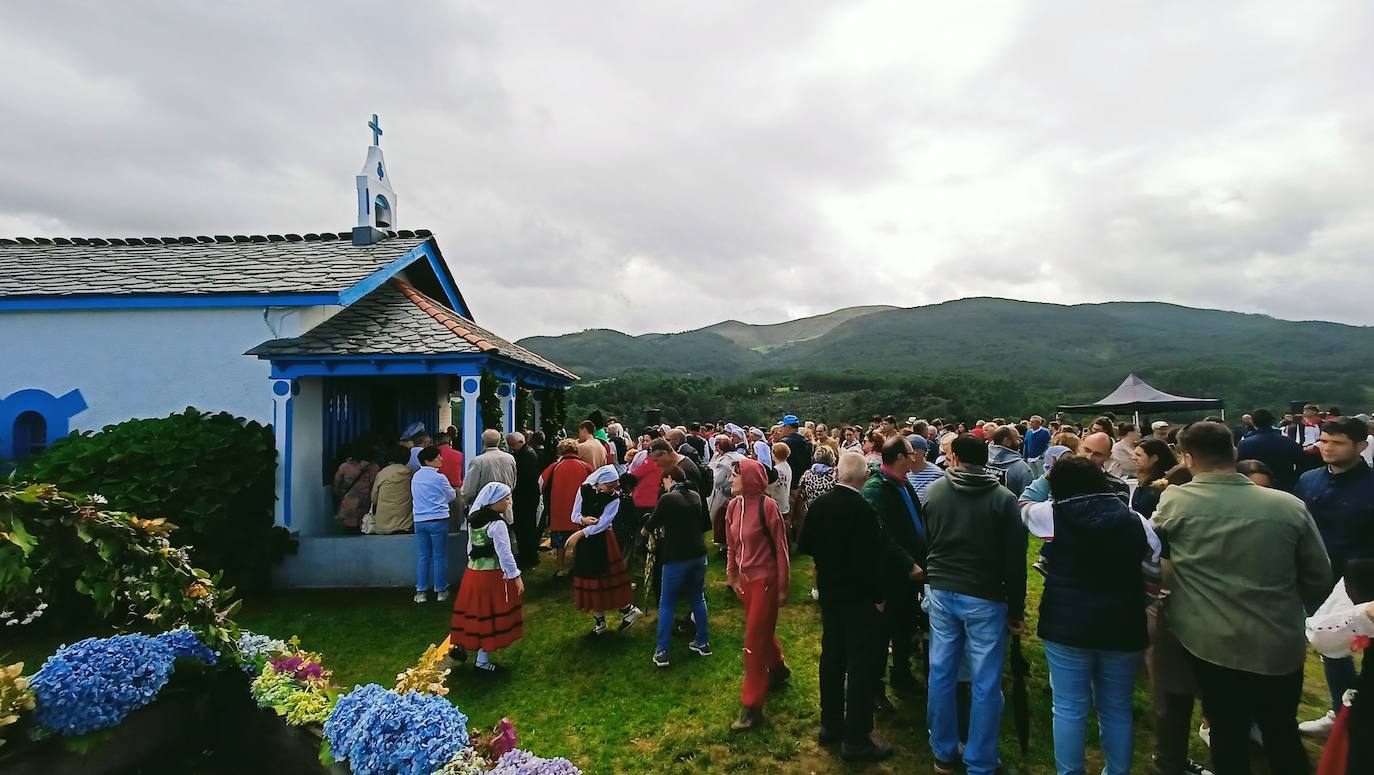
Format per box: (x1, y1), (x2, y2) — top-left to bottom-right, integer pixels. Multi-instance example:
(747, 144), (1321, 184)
(882, 580), (920, 683)
(1187, 655), (1308, 775)
(820, 602), (886, 746)
(512, 495), (540, 568)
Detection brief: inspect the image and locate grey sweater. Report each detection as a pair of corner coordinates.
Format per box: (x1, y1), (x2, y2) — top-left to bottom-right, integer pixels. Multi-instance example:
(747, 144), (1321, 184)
(921, 465), (1028, 621)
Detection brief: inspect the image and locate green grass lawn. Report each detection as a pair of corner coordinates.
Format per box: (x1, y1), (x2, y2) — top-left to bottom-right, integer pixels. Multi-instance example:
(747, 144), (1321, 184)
(6, 546), (1336, 774)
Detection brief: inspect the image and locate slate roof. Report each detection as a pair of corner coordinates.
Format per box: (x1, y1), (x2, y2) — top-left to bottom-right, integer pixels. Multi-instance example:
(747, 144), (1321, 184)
(248, 279), (578, 381)
(0, 230), (433, 297)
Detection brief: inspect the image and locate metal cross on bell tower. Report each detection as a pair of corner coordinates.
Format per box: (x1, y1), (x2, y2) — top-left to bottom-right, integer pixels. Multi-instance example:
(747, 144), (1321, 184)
(368, 113), (383, 146)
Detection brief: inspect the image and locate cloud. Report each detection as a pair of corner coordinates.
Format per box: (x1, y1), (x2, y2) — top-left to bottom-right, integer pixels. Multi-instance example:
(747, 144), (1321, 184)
(2, 0), (1371, 338)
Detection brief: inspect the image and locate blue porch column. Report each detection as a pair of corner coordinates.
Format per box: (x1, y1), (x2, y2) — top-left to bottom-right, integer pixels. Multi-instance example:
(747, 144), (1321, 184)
(498, 380), (516, 435)
(459, 376), (480, 474)
(270, 378), (296, 529)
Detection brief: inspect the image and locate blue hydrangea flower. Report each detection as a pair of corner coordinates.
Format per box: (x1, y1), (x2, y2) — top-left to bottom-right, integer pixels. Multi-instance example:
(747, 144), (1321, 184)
(235, 630), (289, 674)
(30, 630), (220, 736)
(156, 627), (219, 665)
(324, 684), (469, 775)
(30, 634), (176, 736)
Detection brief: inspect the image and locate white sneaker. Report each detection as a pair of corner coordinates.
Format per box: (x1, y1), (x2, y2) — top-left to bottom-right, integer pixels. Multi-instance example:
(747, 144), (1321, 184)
(1198, 722), (1210, 748)
(619, 606), (644, 632)
(413, 591), (428, 604)
(1298, 710), (1336, 738)
(435, 590), (450, 602)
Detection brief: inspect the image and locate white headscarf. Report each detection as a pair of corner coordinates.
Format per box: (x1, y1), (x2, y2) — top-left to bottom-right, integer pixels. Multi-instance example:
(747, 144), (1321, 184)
(468, 481), (512, 515)
(584, 465), (621, 487)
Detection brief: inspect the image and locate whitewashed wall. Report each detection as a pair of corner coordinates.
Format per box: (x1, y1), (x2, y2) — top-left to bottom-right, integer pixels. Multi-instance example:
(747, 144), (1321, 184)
(0, 307), (292, 427)
(0, 304), (342, 534)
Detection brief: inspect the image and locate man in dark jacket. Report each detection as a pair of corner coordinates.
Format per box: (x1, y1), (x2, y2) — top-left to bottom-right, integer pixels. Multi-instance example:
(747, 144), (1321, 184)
(508, 432), (544, 569)
(780, 415), (813, 490)
(921, 434), (1027, 775)
(1237, 409), (1304, 491)
(780, 414), (814, 542)
(801, 450), (920, 763)
(861, 435), (929, 699)
(1295, 416), (1374, 737)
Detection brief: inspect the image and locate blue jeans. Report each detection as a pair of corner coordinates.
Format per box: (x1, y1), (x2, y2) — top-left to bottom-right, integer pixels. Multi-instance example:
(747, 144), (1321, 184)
(1042, 640), (1140, 775)
(1323, 654), (1358, 712)
(657, 556), (709, 653)
(924, 587), (1007, 775)
(414, 519), (449, 592)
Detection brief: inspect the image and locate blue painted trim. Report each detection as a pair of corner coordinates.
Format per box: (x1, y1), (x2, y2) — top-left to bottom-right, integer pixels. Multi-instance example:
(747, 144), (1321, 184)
(337, 243), (427, 308)
(282, 392), (294, 529)
(0, 388), (87, 460)
(418, 242), (469, 317)
(419, 241), (472, 319)
(0, 292), (339, 312)
(266, 355), (489, 379)
(262, 353), (573, 387)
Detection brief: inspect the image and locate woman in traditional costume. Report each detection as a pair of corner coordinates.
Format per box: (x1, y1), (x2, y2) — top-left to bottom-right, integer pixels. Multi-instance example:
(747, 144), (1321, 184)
(450, 482), (524, 673)
(564, 465), (644, 635)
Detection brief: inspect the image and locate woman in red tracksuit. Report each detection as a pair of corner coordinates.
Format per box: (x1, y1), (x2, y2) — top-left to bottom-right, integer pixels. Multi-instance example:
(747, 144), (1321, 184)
(725, 457), (792, 733)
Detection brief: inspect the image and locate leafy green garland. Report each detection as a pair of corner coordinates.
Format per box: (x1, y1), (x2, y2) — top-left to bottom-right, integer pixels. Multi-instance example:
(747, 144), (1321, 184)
(537, 389), (568, 439)
(478, 371), (504, 435)
(514, 384), (532, 434)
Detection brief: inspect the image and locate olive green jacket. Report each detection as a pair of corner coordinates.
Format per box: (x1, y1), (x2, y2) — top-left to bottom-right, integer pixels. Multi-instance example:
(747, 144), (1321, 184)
(1152, 472), (1331, 675)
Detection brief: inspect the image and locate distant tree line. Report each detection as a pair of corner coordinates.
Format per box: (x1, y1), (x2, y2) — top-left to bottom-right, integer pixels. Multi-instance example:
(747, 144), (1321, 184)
(564, 367), (1370, 432)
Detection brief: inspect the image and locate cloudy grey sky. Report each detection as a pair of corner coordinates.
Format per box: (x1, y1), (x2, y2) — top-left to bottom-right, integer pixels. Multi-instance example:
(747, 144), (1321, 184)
(3, 1), (1370, 339)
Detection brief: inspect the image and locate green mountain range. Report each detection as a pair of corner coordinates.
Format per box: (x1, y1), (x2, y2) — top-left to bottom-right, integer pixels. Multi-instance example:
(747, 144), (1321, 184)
(518, 298), (1374, 424)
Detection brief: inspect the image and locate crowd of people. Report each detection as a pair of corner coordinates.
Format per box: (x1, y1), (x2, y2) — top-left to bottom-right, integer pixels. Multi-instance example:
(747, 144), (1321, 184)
(329, 407), (1374, 775)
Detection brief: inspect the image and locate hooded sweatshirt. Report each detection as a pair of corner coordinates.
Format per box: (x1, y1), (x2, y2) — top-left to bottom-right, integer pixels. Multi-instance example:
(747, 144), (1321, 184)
(726, 458), (791, 594)
(921, 465), (1028, 620)
(986, 444), (1034, 499)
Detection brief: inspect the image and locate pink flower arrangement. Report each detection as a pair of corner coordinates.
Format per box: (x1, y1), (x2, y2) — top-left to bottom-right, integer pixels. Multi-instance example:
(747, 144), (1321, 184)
(269, 655), (325, 683)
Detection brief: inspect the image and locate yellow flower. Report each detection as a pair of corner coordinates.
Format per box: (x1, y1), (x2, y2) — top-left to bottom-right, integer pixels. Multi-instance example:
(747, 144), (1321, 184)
(187, 582), (210, 599)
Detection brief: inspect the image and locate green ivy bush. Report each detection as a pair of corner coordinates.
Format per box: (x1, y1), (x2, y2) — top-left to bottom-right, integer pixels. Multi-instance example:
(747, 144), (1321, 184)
(478, 371), (504, 434)
(0, 482), (240, 645)
(18, 408), (293, 594)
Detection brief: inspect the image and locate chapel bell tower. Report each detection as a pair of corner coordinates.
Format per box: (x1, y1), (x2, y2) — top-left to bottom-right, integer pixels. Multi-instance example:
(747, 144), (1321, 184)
(353, 113), (399, 246)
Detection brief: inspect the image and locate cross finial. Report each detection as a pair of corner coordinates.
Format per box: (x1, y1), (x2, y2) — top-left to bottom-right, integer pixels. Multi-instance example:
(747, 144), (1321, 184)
(368, 113), (383, 146)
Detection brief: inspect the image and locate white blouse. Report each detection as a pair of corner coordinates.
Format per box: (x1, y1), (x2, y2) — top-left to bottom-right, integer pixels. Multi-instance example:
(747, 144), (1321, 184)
(1307, 580), (1374, 658)
(477, 519), (521, 579)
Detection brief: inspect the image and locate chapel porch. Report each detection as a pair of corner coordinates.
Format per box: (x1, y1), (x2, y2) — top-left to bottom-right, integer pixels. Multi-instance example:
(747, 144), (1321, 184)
(246, 278), (576, 587)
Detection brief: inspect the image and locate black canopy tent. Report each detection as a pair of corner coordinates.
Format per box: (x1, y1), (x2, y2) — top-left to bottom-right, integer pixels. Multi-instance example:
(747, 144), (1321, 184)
(1057, 373), (1224, 426)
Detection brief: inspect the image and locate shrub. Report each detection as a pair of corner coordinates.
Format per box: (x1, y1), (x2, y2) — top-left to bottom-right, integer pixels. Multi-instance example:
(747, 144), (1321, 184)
(18, 407), (293, 592)
(0, 483), (240, 645)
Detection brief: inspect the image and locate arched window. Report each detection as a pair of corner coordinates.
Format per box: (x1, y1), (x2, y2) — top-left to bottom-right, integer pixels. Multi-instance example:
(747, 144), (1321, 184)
(13, 411), (47, 459)
(374, 195), (392, 228)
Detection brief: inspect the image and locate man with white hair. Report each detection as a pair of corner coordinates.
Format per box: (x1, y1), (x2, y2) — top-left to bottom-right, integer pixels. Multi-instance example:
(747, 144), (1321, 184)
(462, 429), (517, 526)
(801, 451), (922, 762)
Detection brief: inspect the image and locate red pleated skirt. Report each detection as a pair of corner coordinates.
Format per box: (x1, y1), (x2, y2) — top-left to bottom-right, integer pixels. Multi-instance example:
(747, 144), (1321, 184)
(450, 567), (524, 651)
(572, 531), (634, 612)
